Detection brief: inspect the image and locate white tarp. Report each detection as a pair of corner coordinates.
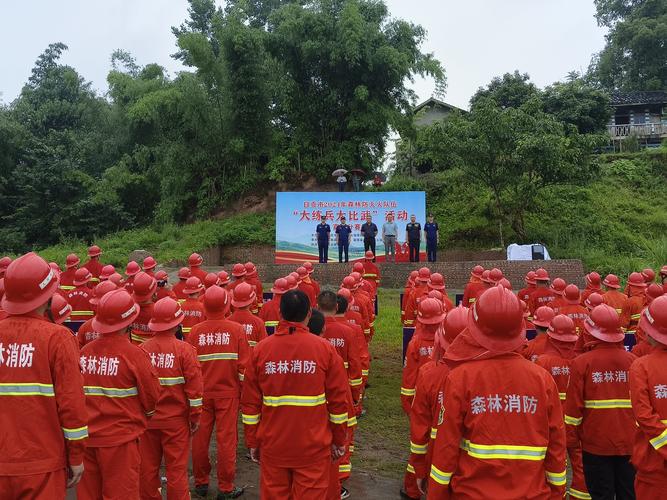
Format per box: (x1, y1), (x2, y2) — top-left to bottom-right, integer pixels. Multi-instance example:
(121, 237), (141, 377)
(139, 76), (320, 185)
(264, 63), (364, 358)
(506, 243), (551, 261)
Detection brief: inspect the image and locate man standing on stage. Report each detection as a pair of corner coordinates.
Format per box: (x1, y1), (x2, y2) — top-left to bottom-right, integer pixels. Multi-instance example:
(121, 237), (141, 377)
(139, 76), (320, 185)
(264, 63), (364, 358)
(336, 216), (352, 263)
(315, 216), (331, 264)
(382, 213), (399, 263)
(405, 215), (422, 263)
(424, 214), (440, 262)
(361, 216), (378, 262)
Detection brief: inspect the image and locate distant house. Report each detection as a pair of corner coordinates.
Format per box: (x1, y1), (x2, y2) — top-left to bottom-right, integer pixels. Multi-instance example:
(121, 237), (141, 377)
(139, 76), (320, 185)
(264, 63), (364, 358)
(413, 97), (466, 127)
(608, 91), (667, 146)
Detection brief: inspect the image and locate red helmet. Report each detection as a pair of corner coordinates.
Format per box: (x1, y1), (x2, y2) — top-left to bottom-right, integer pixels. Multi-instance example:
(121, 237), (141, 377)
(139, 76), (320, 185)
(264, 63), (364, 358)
(87, 245), (102, 257)
(271, 278), (288, 295)
(232, 263), (246, 278)
(132, 272), (157, 303)
(49, 294), (72, 325)
(296, 267), (309, 278)
(429, 273), (446, 291)
(417, 298), (445, 325)
(218, 271), (231, 286)
(73, 268), (92, 287)
(365, 251), (374, 260)
(498, 278), (512, 290)
(534, 268), (550, 282)
(408, 270), (419, 285)
(65, 253), (80, 269)
(90, 281), (118, 306)
(0, 278), (4, 300)
(550, 278), (566, 296)
(92, 289), (139, 335)
(337, 288), (354, 304)
(468, 286), (525, 352)
(642, 268), (656, 283)
(646, 283), (664, 304)
(603, 274), (621, 289)
(203, 285), (230, 318)
(443, 305), (468, 347)
(342, 276), (356, 290)
(189, 253), (203, 267)
(244, 262), (257, 277)
(350, 272), (362, 285)
(232, 282), (256, 308)
(584, 292), (604, 311)
(142, 256), (157, 271)
(481, 270), (491, 284)
(639, 295), (667, 345)
(547, 314), (578, 342)
(427, 290), (444, 303)
(564, 284), (581, 305)
(177, 267), (190, 280)
(149, 297), (184, 332)
(471, 265), (485, 279)
(204, 273), (220, 289)
(586, 272), (601, 286)
(100, 264), (115, 281)
(489, 268), (504, 284)
(661, 265), (667, 278)
(416, 267), (431, 283)
(155, 270), (168, 283)
(352, 262), (364, 273)
(125, 261), (141, 277)
(285, 275), (298, 290)
(289, 272), (300, 283)
(584, 304), (624, 343)
(533, 306), (556, 328)
(627, 272), (647, 289)
(303, 262), (314, 274)
(525, 271), (537, 286)
(0, 256), (12, 274)
(183, 277), (204, 295)
(109, 273), (124, 286)
(49, 262), (62, 276)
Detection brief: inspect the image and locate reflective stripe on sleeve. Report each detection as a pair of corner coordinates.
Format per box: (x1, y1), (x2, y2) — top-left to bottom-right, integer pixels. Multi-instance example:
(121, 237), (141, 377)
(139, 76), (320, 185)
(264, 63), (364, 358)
(565, 415), (583, 426)
(559, 392), (566, 401)
(188, 398), (203, 407)
(361, 370), (369, 376)
(265, 321), (279, 327)
(339, 463), (352, 473)
(343, 361), (349, 369)
(84, 386), (138, 398)
(630, 314), (641, 320)
(349, 377), (363, 387)
(182, 327), (191, 333)
(130, 333), (148, 343)
(410, 441), (428, 455)
(650, 427), (667, 450)
(159, 377), (185, 386)
(71, 311), (94, 317)
(59, 285), (75, 290)
(248, 341), (257, 347)
(239, 373), (245, 381)
(0, 383), (55, 397)
(62, 426), (89, 441)
(262, 393), (326, 407)
(242, 413), (261, 425)
(347, 416), (357, 427)
(198, 352), (239, 362)
(429, 465), (452, 485)
(460, 439), (547, 460)
(584, 399), (632, 409)
(430, 427), (438, 439)
(401, 387), (416, 396)
(568, 487), (592, 499)
(328, 412), (348, 424)
(546, 469), (567, 486)
(406, 463), (415, 474)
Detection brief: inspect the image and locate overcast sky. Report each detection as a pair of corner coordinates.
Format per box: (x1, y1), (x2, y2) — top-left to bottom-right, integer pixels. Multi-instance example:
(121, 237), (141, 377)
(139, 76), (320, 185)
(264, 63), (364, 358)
(0, 0), (606, 109)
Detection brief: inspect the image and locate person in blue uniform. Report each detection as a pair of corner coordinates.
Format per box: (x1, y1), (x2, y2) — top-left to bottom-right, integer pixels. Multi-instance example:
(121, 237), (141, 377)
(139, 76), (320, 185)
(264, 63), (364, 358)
(405, 215), (422, 263)
(315, 217), (331, 263)
(360, 216), (378, 262)
(424, 214), (440, 262)
(335, 217), (352, 263)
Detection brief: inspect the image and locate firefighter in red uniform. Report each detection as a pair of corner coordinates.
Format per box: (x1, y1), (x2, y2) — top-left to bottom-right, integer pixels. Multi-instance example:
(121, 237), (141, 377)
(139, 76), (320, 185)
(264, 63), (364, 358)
(564, 304), (637, 499)
(632, 284), (664, 357)
(535, 315), (589, 500)
(336, 292), (369, 413)
(129, 271), (157, 345)
(124, 261), (141, 294)
(203, 272), (220, 290)
(140, 297), (203, 500)
(428, 273), (454, 311)
(660, 266), (667, 294)
(230, 282), (268, 348)
(517, 270), (537, 304)
(528, 268), (557, 315)
(155, 270), (176, 301)
(581, 272), (602, 305)
(172, 267), (190, 302)
(303, 262), (321, 297)
(181, 277), (206, 338)
(66, 268), (95, 327)
(602, 274), (627, 315)
(350, 275), (375, 339)
(620, 272), (647, 339)
(402, 271), (419, 324)
(461, 265), (486, 307)
(428, 286), (567, 499)
(78, 281), (118, 349)
(260, 278), (287, 334)
(353, 262), (377, 299)
(641, 267), (655, 285)
(522, 306), (556, 362)
(362, 250), (381, 289)
(188, 253), (208, 282)
(241, 290), (350, 499)
(404, 268), (431, 327)
(338, 287), (370, 352)
(483, 267), (504, 287)
(78, 289), (161, 500)
(0, 255), (12, 278)
(629, 295), (667, 498)
(142, 256), (157, 277)
(244, 262), (264, 314)
(297, 266), (318, 306)
(189, 285), (249, 499)
(0, 252), (88, 498)
(99, 264), (115, 282)
(48, 293), (73, 325)
(559, 284), (590, 336)
(82, 245), (104, 284)
(59, 253), (80, 293)
(228, 263), (247, 294)
(549, 278), (568, 314)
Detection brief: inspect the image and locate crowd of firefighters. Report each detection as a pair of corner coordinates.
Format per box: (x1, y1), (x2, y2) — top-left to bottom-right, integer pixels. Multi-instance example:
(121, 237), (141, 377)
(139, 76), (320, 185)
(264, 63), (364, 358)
(400, 264), (667, 499)
(0, 247), (381, 500)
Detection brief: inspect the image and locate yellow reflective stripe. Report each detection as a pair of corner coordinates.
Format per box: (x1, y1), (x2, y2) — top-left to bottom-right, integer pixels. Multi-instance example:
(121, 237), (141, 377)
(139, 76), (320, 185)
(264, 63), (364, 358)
(559, 392), (566, 401)
(469, 298), (476, 303)
(546, 469), (567, 486)
(650, 427), (667, 450)
(84, 386), (138, 398)
(364, 329), (371, 334)
(182, 327), (191, 333)
(177, 299), (186, 305)
(406, 464), (416, 474)
(630, 314), (641, 320)
(339, 463), (352, 473)
(71, 311), (94, 316)
(565, 414), (583, 426)
(460, 439), (547, 460)
(59, 285), (75, 290)
(145, 409), (156, 417)
(242, 413), (261, 425)
(262, 393), (326, 407)
(159, 377), (185, 386)
(329, 412), (348, 424)
(615, 308), (622, 314)
(90, 278), (100, 283)
(347, 416), (357, 427)
(0, 383), (55, 397)
(431, 427), (438, 439)
(349, 445), (355, 453)
(343, 361), (349, 369)
(188, 398), (202, 407)
(361, 369), (369, 376)
(62, 426), (89, 440)
(248, 341), (257, 347)
(429, 465), (452, 485)
(265, 321), (279, 327)
(363, 273), (377, 278)
(404, 320), (414, 325)
(198, 352), (239, 362)
(239, 373), (245, 381)
(349, 378), (363, 387)
(626, 330), (635, 335)
(410, 441), (428, 454)
(584, 399), (632, 409)
(401, 387), (416, 396)
(569, 488), (592, 499)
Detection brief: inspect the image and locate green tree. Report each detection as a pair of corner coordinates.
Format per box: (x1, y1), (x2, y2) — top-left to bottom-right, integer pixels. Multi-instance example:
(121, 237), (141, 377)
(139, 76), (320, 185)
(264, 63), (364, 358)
(542, 78), (611, 134)
(470, 71), (539, 110)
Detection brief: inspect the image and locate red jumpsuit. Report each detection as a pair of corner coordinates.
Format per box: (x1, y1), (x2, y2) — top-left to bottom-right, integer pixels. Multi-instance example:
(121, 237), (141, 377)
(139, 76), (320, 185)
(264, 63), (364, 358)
(241, 323), (350, 500)
(155, 286), (176, 301)
(0, 314), (88, 498)
(581, 285), (602, 306)
(172, 280), (188, 302)
(129, 302), (154, 345)
(401, 283), (414, 324)
(517, 284), (537, 304)
(362, 261), (380, 290)
(298, 280), (318, 307)
(229, 308), (268, 348)
(404, 284), (429, 327)
(629, 346), (667, 497)
(189, 266), (208, 283)
(78, 334), (161, 500)
(603, 290), (628, 316)
(428, 352), (567, 499)
(66, 284), (94, 323)
(181, 298), (205, 338)
(188, 318), (249, 492)
(528, 287), (557, 315)
(620, 291), (646, 336)
(258, 297), (281, 334)
(78, 318), (100, 349)
(246, 275), (264, 314)
(401, 323), (437, 414)
(338, 316), (369, 390)
(59, 268), (77, 293)
(353, 288), (375, 338)
(83, 258), (104, 284)
(550, 297), (567, 315)
(140, 333), (203, 500)
(558, 303), (589, 336)
(522, 333), (549, 362)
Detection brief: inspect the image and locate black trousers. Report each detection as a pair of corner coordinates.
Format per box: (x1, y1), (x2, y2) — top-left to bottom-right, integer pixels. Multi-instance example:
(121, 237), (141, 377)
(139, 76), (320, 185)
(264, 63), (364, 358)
(427, 239), (437, 262)
(409, 240), (420, 262)
(338, 244), (349, 263)
(318, 241), (328, 263)
(582, 451), (636, 500)
(363, 238), (376, 261)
